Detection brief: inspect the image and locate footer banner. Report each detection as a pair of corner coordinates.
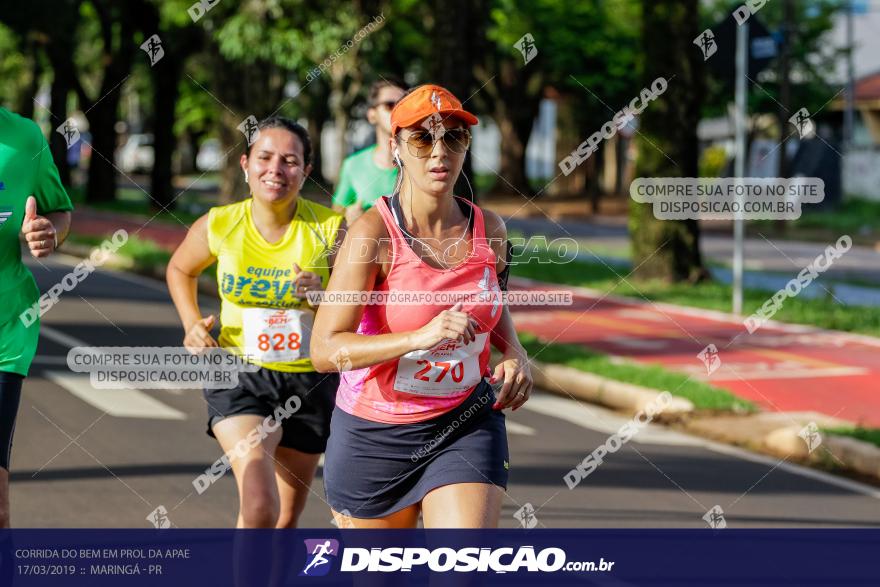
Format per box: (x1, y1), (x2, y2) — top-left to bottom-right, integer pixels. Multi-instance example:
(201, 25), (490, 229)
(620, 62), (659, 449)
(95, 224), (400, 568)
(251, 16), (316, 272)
(0, 529), (876, 585)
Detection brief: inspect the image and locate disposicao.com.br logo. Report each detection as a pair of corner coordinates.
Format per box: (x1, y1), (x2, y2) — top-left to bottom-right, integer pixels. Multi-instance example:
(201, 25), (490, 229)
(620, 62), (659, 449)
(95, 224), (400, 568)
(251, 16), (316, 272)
(301, 539), (340, 576)
(299, 538), (614, 575)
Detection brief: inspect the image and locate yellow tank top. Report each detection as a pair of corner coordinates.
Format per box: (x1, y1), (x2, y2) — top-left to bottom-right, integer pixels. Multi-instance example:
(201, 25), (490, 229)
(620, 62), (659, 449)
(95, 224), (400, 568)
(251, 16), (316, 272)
(206, 197), (343, 373)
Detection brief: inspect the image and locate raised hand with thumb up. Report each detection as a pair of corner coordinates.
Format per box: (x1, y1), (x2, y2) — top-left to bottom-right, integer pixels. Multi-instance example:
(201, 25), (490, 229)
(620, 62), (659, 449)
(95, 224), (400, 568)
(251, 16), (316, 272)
(183, 314), (219, 355)
(21, 196), (57, 258)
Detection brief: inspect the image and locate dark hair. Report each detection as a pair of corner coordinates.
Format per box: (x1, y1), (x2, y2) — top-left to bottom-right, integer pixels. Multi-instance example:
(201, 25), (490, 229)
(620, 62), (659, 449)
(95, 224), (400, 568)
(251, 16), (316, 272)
(369, 75), (408, 105)
(245, 116), (312, 165)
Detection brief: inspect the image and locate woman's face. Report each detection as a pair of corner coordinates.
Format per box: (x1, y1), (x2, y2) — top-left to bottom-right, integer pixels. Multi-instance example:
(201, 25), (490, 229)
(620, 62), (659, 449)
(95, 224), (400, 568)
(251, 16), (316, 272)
(240, 127), (311, 204)
(392, 118), (470, 198)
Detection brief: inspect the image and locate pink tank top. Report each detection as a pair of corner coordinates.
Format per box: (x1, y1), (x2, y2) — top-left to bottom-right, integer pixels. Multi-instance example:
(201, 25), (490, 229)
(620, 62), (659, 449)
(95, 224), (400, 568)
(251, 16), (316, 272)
(336, 196), (502, 424)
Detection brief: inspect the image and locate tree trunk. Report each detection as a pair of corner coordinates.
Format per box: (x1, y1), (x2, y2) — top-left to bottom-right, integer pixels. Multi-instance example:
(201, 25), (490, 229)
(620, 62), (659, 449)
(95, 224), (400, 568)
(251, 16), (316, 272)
(85, 94), (123, 203)
(492, 60), (538, 197)
(549, 93), (588, 197)
(46, 46), (73, 187)
(84, 1), (138, 204)
(774, 0), (793, 234)
(19, 38), (41, 120)
(303, 79), (330, 187)
(307, 115), (326, 187)
(432, 0), (485, 202)
(149, 58), (183, 211)
(588, 147), (602, 214)
(629, 0), (706, 282)
(212, 51), (285, 204)
(328, 80), (350, 184)
(495, 115), (532, 196)
(183, 129), (203, 175)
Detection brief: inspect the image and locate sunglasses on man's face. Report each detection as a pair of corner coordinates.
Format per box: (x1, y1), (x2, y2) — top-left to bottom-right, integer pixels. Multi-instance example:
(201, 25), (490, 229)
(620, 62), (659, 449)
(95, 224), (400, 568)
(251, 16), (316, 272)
(372, 100), (398, 111)
(399, 128), (472, 158)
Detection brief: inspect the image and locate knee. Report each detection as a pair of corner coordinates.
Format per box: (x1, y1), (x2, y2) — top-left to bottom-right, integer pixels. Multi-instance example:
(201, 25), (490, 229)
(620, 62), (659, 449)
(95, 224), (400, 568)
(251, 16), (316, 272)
(275, 508), (300, 529)
(239, 494), (279, 528)
(276, 496), (309, 529)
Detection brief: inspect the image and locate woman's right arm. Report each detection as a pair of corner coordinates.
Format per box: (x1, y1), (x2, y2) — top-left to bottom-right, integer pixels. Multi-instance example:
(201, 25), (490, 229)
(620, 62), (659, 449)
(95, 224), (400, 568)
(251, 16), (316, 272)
(166, 214), (220, 353)
(310, 210), (475, 373)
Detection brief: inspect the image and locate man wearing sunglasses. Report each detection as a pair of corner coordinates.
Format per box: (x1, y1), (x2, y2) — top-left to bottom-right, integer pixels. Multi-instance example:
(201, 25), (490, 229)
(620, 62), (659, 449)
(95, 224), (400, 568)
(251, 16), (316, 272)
(332, 76), (408, 225)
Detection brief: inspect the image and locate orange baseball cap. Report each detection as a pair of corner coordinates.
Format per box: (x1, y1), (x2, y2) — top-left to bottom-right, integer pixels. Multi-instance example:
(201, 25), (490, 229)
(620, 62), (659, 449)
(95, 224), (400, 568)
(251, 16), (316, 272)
(390, 84), (479, 136)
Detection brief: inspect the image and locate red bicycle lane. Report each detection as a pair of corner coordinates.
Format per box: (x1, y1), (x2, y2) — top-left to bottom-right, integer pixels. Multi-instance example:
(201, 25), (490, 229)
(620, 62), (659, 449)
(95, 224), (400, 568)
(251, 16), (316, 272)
(509, 276), (880, 427)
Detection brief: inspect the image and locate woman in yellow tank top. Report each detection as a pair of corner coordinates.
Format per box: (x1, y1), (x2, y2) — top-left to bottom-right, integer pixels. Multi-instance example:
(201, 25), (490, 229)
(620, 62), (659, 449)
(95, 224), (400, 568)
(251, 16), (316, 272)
(167, 117), (345, 528)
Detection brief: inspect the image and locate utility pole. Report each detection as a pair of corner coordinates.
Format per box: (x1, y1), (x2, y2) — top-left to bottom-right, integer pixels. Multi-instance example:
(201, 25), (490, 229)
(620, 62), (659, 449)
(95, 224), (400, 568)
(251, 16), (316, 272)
(844, 0), (856, 149)
(733, 21), (748, 316)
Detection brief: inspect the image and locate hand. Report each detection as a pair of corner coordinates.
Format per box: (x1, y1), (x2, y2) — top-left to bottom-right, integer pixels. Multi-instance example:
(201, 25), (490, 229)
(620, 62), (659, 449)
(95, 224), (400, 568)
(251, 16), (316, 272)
(292, 263), (323, 302)
(411, 302), (478, 351)
(21, 196), (57, 258)
(491, 346), (532, 411)
(184, 315), (219, 355)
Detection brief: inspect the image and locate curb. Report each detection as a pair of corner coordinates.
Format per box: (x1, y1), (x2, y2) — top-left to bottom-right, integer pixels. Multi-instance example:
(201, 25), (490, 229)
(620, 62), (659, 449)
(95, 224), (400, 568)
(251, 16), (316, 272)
(825, 435), (880, 479)
(530, 358), (694, 415)
(528, 356), (880, 483)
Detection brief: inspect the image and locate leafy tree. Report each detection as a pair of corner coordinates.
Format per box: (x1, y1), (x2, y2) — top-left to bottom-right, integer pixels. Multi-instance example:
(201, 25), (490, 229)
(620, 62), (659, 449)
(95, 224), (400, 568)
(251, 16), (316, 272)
(480, 0), (641, 200)
(0, 23), (37, 116)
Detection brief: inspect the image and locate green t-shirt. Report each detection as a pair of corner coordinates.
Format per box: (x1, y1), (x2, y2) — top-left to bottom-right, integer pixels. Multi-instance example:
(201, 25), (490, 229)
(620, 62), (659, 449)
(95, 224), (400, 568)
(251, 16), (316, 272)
(0, 107), (73, 328)
(331, 144), (398, 210)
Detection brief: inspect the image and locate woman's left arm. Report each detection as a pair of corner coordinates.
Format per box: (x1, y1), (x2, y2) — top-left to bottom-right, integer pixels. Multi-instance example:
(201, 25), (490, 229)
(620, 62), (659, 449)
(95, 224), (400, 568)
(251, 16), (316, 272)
(484, 210), (532, 411)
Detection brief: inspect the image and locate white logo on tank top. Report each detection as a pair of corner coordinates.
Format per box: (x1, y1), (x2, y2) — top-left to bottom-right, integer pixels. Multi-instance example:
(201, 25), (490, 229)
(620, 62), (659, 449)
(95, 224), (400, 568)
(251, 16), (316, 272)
(477, 267), (501, 318)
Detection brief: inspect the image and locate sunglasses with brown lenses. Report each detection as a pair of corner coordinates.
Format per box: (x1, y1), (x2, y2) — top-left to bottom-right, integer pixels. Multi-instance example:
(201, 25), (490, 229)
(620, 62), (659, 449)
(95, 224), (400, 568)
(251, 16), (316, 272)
(398, 128), (472, 158)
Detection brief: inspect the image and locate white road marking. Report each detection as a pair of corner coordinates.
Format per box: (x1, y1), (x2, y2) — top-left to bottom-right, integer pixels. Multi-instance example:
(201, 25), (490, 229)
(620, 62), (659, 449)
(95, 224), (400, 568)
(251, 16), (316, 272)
(505, 420), (537, 436)
(523, 392), (880, 499)
(44, 371), (186, 420)
(39, 325), (187, 420)
(40, 324), (90, 349)
(705, 367), (869, 381)
(523, 394), (703, 447)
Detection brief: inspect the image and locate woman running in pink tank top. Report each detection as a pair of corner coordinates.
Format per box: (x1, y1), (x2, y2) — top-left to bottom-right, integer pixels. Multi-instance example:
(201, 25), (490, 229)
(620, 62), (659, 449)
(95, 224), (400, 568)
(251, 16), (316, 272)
(312, 84), (533, 528)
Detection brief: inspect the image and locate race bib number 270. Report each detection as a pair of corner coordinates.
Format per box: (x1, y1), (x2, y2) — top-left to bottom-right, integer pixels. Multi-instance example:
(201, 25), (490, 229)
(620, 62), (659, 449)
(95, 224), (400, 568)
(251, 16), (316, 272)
(394, 333), (489, 396)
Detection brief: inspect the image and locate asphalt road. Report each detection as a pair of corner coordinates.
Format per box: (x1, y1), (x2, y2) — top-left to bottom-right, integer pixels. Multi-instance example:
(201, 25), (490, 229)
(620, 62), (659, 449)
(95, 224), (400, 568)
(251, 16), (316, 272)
(9, 254), (880, 529)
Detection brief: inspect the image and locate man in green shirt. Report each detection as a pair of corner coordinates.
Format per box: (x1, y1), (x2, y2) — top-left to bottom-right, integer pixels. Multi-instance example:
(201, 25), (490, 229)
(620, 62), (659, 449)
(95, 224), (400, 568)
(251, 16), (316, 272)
(332, 77), (407, 224)
(0, 106), (73, 527)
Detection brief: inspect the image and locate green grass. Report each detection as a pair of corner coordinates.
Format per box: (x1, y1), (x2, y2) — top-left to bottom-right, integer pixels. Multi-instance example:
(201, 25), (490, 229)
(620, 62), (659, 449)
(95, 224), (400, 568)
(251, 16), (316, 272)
(66, 232), (168, 266)
(512, 254), (880, 337)
(752, 197), (880, 241)
(67, 185), (204, 225)
(518, 333), (754, 412)
(117, 235), (173, 269)
(66, 232), (216, 281)
(824, 426), (880, 450)
(797, 198), (880, 235)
